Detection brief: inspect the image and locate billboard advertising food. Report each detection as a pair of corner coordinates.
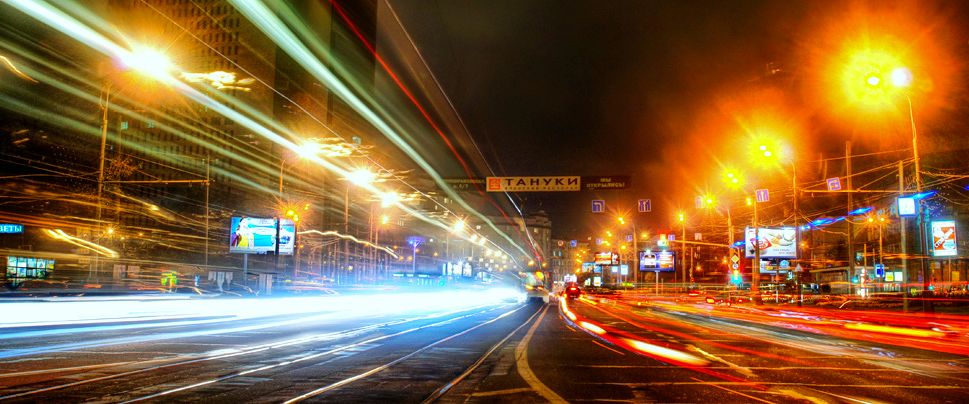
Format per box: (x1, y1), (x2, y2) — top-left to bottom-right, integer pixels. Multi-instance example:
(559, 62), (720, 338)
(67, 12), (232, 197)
(229, 217), (295, 255)
(931, 220), (958, 257)
(745, 227), (797, 258)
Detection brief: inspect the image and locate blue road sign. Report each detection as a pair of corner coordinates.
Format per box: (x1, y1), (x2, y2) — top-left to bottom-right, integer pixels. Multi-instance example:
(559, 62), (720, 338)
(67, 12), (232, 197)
(625, 234), (633, 242)
(755, 188), (769, 203)
(638, 199), (651, 213)
(595, 238), (603, 245)
(826, 177), (842, 191)
(570, 239), (577, 248)
(592, 199), (605, 213)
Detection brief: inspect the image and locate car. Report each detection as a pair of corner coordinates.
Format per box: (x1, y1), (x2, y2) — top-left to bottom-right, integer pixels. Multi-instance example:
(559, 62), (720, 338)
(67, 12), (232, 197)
(563, 282), (581, 299)
(524, 283), (548, 303)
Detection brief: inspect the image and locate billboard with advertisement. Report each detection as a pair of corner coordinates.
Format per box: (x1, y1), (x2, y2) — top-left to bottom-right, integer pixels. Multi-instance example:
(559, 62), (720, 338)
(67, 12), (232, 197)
(639, 251), (675, 272)
(581, 262), (595, 273)
(594, 251), (618, 265)
(5, 256), (53, 279)
(745, 227), (797, 258)
(931, 220), (958, 257)
(229, 217), (295, 255)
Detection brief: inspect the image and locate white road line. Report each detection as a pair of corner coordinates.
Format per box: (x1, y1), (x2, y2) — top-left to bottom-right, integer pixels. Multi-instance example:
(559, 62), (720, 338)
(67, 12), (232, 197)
(283, 305), (526, 403)
(515, 304), (568, 403)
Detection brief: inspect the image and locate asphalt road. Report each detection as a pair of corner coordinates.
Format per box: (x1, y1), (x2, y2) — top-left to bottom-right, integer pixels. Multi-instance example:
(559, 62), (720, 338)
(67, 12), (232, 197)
(1, 292), (967, 403)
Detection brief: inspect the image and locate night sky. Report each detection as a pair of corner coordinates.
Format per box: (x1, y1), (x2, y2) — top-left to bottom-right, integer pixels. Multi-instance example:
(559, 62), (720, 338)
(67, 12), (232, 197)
(389, 0), (969, 237)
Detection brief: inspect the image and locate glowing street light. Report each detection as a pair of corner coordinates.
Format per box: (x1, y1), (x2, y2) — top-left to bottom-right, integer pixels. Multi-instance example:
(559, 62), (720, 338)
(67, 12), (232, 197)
(346, 168), (377, 186)
(118, 47), (175, 81)
(452, 218), (466, 233)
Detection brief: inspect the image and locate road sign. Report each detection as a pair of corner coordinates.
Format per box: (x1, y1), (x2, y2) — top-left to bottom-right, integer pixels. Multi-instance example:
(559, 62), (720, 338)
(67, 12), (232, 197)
(570, 239), (577, 248)
(730, 254), (740, 263)
(625, 234), (633, 242)
(694, 232), (702, 241)
(695, 196), (704, 209)
(826, 177), (842, 191)
(591, 199), (605, 213)
(638, 199), (651, 213)
(731, 263), (739, 270)
(595, 238), (603, 245)
(755, 188), (769, 203)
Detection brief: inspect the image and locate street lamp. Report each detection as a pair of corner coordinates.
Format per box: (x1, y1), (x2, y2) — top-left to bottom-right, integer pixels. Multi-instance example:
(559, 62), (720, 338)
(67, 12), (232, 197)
(677, 211), (686, 289)
(616, 215), (639, 286)
(851, 54), (929, 303)
(94, 47), (173, 282)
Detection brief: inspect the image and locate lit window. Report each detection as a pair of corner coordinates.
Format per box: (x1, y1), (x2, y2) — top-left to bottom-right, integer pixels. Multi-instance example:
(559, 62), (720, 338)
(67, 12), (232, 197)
(120, 121), (128, 130)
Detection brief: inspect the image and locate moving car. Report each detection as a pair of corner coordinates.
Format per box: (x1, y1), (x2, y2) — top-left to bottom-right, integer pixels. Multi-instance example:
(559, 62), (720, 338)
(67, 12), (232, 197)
(563, 282), (581, 299)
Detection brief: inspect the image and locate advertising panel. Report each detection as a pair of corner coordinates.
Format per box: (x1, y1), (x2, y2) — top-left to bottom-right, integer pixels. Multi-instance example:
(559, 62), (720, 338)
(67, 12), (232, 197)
(229, 217), (296, 255)
(5, 256), (53, 279)
(931, 220), (958, 257)
(581, 262), (595, 273)
(486, 176), (581, 192)
(639, 251), (675, 272)
(278, 218), (295, 255)
(745, 227), (797, 258)
(594, 251), (618, 265)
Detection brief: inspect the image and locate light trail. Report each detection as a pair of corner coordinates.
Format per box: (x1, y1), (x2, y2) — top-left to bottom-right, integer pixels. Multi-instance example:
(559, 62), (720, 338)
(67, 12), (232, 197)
(0, 297), (517, 401)
(229, 0), (532, 261)
(4, 0), (533, 263)
(123, 303), (523, 403)
(297, 229), (398, 258)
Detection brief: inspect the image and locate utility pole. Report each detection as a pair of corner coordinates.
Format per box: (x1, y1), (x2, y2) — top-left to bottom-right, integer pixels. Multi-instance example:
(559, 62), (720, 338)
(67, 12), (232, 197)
(899, 161), (909, 311)
(846, 141), (854, 296)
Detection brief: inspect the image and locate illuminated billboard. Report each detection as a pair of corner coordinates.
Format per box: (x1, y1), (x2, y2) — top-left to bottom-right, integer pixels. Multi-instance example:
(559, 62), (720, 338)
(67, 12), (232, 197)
(594, 251), (618, 265)
(931, 220), (958, 257)
(639, 251), (674, 272)
(6, 256), (53, 279)
(745, 227), (797, 258)
(229, 217), (295, 255)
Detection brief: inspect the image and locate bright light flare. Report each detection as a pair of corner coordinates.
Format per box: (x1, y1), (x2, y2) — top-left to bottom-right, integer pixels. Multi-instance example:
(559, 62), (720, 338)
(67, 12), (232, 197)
(346, 168), (377, 186)
(118, 47), (174, 81)
(890, 67), (913, 88)
(452, 218), (466, 233)
(380, 191), (400, 207)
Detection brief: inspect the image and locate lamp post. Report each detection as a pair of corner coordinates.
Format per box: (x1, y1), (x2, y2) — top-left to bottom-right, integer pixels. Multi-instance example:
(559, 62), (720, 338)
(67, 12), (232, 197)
(861, 64), (929, 307)
(617, 216), (639, 287)
(93, 48), (173, 283)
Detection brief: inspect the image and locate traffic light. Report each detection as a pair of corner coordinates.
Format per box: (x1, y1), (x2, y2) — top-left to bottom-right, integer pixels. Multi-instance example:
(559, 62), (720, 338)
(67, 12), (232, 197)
(731, 269), (741, 284)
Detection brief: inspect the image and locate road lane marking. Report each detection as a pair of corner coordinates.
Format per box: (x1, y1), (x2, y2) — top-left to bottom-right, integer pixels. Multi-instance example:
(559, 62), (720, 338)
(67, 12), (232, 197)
(422, 305), (544, 403)
(515, 304), (567, 404)
(469, 387), (534, 397)
(687, 345), (753, 378)
(690, 377), (776, 404)
(283, 305), (526, 403)
(591, 340), (626, 356)
(0, 305), (499, 401)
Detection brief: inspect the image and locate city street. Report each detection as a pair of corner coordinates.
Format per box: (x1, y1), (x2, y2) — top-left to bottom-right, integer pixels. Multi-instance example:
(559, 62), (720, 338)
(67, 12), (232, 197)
(1, 290), (967, 403)
(3, 0), (969, 402)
